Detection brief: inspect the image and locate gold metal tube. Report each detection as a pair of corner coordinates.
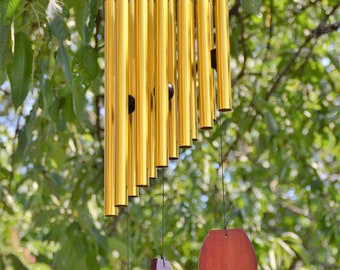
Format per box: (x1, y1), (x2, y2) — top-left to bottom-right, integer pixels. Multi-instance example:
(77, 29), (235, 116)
(115, 0), (128, 206)
(216, 0), (232, 111)
(105, 0), (118, 216)
(168, 0), (178, 159)
(178, 0), (192, 147)
(136, 0), (149, 186)
(127, 0), (139, 197)
(155, 0), (168, 167)
(147, 0), (157, 178)
(196, 0), (213, 129)
(190, 1), (198, 141)
(209, 0), (216, 120)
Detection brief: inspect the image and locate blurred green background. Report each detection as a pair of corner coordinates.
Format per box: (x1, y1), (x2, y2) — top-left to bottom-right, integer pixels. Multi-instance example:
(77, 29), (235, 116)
(0, 0), (339, 269)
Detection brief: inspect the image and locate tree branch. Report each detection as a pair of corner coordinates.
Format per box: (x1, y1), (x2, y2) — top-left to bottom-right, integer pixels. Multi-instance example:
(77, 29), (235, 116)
(224, 3), (340, 163)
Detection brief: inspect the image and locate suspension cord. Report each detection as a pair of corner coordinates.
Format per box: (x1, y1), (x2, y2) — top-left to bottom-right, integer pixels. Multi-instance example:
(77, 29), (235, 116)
(161, 168), (165, 259)
(219, 114), (228, 235)
(127, 206), (130, 270)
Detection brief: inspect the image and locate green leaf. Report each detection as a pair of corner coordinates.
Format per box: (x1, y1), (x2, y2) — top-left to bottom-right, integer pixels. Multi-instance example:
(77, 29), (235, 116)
(241, 0), (262, 14)
(50, 15), (69, 42)
(0, 167), (11, 179)
(73, 45), (99, 82)
(13, 127), (29, 164)
(56, 44), (73, 87)
(72, 83), (86, 121)
(61, 92), (75, 122)
(6, 254), (28, 270)
(264, 111), (279, 136)
(51, 143), (66, 168)
(0, 70), (6, 85)
(326, 52), (340, 70)
(73, 0), (88, 42)
(0, 15), (12, 70)
(108, 238), (135, 259)
(49, 98), (61, 122)
(258, 131), (268, 153)
(6, 0), (20, 18)
(8, 32), (33, 109)
(84, 0), (100, 44)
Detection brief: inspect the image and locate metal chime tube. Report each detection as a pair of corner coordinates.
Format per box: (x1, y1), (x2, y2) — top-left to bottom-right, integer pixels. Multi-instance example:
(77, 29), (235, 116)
(155, 0), (169, 167)
(104, 0), (117, 216)
(136, 0), (149, 186)
(216, 0), (232, 111)
(190, 1), (198, 141)
(147, 0), (157, 178)
(168, 0), (179, 159)
(209, 0), (216, 121)
(196, 0), (213, 129)
(127, 0), (139, 197)
(115, 0), (128, 206)
(178, 0), (192, 147)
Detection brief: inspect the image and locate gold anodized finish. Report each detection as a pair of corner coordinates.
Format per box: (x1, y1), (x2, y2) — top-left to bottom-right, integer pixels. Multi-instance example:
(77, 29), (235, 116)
(136, 0), (149, 186)
(104, 0), (118, 216)
(178, 0), (192, 147)
(216, 0), (232, 111)
(197, 0), (213, 129)
(104, 0), (233, 217)
(168, 0), (179, 159)
(208, 0), (216, 121)
(115, 0), (128, 206)
(155, 0), (169, 167)
(190, 1), (198, 141)
(127, 0), (139, 197)
(147, 0), (157, 178)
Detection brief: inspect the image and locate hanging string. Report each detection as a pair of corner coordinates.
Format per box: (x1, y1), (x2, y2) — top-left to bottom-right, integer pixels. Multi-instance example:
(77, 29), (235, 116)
(127, 205), (130, 270)
(161, 168), (165, 260)
(219, 114), (228, 235)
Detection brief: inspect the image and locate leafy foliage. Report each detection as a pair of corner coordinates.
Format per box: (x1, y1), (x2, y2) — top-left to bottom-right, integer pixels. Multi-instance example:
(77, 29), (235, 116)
(8, 32), (33, 109)
(0, 0), (339, 269)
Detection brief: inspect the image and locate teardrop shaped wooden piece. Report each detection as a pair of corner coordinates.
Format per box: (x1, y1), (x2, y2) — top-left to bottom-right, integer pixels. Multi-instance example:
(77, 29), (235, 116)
(150, 258), (172, 270)
(199, 229), (257, 270)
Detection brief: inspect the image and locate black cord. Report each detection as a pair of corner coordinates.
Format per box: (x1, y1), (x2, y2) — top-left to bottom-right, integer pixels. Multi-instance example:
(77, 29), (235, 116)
(219, 114), (228, 235)
(161, 169), (165, 259)
(127, 206), (130, 270)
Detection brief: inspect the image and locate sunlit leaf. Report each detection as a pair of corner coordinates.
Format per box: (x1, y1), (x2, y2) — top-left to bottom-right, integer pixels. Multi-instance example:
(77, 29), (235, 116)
(5, 0), (20, 18)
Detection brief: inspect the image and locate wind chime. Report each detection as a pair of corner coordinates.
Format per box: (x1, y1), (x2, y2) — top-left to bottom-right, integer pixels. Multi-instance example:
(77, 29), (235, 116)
(104, 0), (256, 269)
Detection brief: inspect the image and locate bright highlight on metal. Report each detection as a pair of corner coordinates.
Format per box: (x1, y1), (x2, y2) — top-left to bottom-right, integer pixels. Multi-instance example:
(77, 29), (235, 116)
(127, 0), (138, 197)
(168, 0), (179, 159)
(104, 0), (117, 216)
(197, 0), (213, 129)
(155, 0), (169, 167)
(136, 0), (149, 186)
(104, 0), (232, 216)
(115, 0), (128, 207)
(190, 1), (198, 141)
(216, 0), (232, 111)
(147, 0), (157, 179)
(178, 0), (192, 147)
